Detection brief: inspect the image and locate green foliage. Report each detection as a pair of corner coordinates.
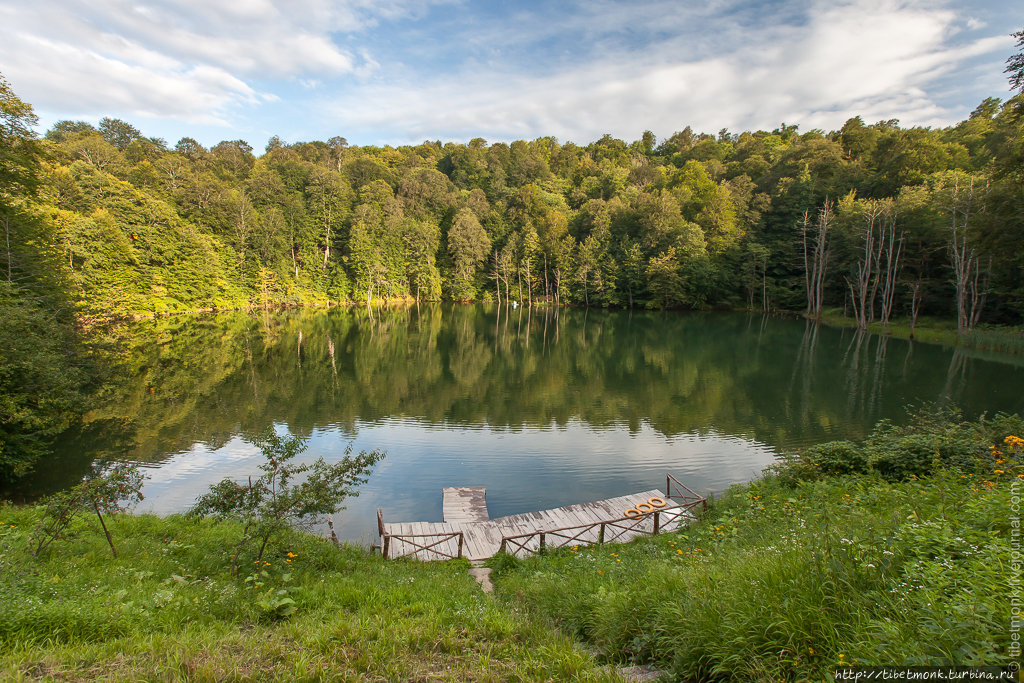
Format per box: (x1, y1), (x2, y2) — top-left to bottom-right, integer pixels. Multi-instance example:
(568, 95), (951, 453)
(0, 284), (92, 479)
(801, 440), (869, 475)
(189, 427), (384, 576)
(31, 461), (145, 558)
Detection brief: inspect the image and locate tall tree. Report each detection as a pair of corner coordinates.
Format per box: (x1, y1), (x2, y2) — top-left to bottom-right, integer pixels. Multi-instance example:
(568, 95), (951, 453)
(447, 208), (490, 299)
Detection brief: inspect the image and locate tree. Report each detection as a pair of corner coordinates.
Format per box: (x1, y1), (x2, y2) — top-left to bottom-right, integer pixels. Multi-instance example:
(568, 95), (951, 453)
(447, 208), (490, 298)
(307, 169), (349, 270)
(0, 73), (43, 210)
(190, 427), (384, 577)
(404, 218), (441, 300)
(939, 174), (987, 337)
(45, 120), (97, 144)
(621, 239), (645, 308)
(646, 247), (684, 309)
(31, 462), (146, 558)
(98, 117), (142, 150)
(1006, 29), (1024, 94)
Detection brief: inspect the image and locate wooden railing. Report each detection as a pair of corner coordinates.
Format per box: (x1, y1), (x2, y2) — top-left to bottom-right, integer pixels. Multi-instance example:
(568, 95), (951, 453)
(498, 500), (703, 559)
(667, 473), (708, 512)
(377, 508), (464, 560)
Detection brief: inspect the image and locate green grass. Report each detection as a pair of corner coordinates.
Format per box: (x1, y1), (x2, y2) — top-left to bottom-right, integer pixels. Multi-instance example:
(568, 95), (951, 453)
(489, 413), (1020, 681)
(0, 508), (617, 682)
(2, 410), (1018, 682)
(816, 309), (1024, 355)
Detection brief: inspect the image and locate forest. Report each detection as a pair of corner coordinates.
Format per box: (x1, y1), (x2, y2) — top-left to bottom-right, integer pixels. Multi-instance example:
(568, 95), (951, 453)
(2, 41), (1024, 478)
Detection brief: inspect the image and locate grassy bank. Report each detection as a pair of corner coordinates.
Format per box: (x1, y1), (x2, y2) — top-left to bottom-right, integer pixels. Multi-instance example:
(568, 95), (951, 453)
(489, 408), (1021, 680)
(816, 308), (1024, 355)
(0, 509), (614, 682)
(2, 408), (1019, 682)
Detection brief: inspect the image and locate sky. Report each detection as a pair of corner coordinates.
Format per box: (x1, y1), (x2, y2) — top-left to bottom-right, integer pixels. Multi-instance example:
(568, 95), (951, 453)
(1, 0), (1021, 150)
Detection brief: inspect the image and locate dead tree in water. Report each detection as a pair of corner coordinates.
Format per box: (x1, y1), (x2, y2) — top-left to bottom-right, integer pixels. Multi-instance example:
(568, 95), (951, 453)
(846, 199), (896, 330)
(944, 175), (988, 337)
(802, 200), (834, 319)
(877, 202), (904, 333)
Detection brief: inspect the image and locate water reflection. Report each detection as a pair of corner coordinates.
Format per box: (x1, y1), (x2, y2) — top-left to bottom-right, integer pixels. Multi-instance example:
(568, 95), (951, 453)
(11, 306), (1024, 540)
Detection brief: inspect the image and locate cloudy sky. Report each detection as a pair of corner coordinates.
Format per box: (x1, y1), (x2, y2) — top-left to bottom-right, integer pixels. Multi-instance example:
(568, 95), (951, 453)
(1, 0), (1020, 149)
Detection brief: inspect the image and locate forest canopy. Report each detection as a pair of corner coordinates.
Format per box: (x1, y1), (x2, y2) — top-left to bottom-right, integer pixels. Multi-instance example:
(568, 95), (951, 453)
(4, 94), (1021, 325)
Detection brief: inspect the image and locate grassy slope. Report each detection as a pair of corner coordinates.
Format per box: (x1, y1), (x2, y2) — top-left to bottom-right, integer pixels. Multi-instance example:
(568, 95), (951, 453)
(0, 510), (615, 683)
(490, 432), (1018, 681)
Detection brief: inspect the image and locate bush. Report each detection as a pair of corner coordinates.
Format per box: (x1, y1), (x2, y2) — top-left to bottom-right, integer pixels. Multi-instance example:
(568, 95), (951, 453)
(802, 440), (868, 475)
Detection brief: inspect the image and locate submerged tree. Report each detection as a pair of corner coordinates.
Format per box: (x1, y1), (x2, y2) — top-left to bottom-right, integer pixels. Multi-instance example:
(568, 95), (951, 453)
(802, 201), (833, 319)
(939, 174), (987, 337)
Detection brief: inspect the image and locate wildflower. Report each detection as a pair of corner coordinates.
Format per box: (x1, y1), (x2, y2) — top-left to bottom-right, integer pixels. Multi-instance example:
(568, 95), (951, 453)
(995, 470), (1005, 474)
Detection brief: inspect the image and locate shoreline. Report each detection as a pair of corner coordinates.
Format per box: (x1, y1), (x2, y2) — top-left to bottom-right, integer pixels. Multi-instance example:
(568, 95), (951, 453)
(77, 299), (1024, 359)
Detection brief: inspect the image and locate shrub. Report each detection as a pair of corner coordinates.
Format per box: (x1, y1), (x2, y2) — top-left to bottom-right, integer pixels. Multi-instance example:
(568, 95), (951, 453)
(189, 426), (384, 576)
(802, 440), (868, 475)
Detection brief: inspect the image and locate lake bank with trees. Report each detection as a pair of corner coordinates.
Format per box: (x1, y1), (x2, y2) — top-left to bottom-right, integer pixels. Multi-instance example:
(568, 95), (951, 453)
(4, 66), (1024, 479)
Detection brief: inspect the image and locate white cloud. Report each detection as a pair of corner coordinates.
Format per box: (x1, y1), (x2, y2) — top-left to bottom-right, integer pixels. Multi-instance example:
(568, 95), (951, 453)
(324, 0), (1016, 143)
(0, 0), (1016, 139)
(0, 0), (451, 122)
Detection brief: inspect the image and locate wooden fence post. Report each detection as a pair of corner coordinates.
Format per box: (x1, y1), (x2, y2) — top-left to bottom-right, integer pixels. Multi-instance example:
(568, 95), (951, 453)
(653, 511), (660, 535)
(598, 523), (605, 544)
(499, 539), (506, 554)
(457, 533), (464, 559)
(539, 533), (545, 551)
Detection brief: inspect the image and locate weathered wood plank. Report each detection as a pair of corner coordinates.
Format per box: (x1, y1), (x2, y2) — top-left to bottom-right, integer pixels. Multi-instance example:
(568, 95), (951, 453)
(443, 487), (489, 523)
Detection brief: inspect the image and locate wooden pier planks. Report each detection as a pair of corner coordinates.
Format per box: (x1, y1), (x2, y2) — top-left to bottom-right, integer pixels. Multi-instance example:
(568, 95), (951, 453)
(380, 486), (700, 561)
(442, 487), (489, 523)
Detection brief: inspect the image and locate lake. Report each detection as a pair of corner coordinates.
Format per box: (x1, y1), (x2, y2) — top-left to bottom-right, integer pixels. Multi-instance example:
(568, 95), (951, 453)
(13, 304), (1024, 544)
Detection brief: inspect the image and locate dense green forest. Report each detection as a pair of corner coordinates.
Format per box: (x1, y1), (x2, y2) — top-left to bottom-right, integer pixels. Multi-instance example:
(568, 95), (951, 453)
(6, 88), (1024, 322)
(2, 42), (1024, 479)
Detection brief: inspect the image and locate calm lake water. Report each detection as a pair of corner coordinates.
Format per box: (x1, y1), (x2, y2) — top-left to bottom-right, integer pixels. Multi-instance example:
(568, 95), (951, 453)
(13, 304), (1024, 543)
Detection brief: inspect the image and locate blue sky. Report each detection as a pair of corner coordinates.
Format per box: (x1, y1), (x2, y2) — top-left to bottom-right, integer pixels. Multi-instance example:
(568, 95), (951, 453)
(1, 0), (1021, 149)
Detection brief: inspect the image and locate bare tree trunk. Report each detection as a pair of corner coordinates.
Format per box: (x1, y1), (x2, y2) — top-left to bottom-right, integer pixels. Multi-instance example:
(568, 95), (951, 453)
(947, 176), (979, 337)
(544, 252), (549, 301)
(803, 202), (833, 318)
(4, 213), (10, 283)
(877, 205), (904, 333)
(907, 279), (923, 339)
(848, 201), (881, 329)
(968, 256), (990, 331)
(92, 501), (117, 558)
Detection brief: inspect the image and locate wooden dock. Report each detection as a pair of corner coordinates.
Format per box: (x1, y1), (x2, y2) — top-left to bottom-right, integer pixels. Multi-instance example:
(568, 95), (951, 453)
(378, 475), (707, 562)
